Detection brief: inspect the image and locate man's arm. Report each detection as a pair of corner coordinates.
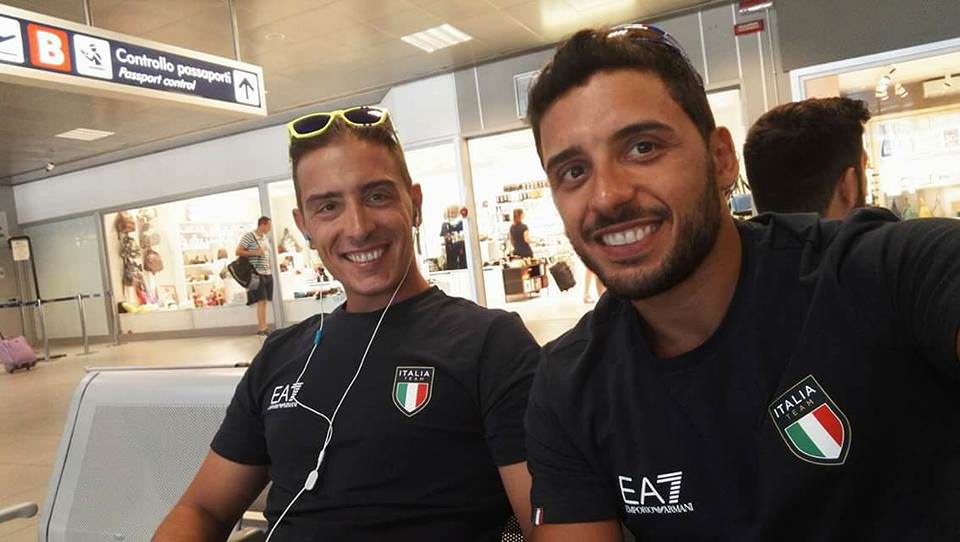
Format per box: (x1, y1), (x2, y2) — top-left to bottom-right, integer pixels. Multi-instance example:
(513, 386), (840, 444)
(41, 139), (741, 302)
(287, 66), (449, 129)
(498, 461), (533, 540)
(236, 233), (264, 258)
(532, 521), (623, 542)
(153, 450), (268, 542)
(840, 212), (960, 374)
(236, 246), (264, 257)
(236, 247), (264, 257)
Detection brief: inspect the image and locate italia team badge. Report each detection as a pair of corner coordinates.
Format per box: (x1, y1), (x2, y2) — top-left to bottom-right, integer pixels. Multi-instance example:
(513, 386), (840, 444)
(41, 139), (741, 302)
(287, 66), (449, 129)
(769, 375), (851, 466)
(393, 366), (434, 417)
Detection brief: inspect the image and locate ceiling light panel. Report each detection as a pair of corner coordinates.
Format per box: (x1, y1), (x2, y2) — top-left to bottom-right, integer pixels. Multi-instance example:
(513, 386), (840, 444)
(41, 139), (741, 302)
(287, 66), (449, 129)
(401, 24), (472, 53)
(55, 128), (115, 141)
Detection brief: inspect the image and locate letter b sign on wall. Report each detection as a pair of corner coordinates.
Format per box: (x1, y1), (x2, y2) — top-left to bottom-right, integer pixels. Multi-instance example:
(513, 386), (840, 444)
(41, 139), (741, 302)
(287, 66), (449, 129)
(28, 23), (71, 72)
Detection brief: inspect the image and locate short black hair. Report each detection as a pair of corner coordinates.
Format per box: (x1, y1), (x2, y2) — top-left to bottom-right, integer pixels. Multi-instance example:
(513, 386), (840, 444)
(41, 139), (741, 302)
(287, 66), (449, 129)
(744, 97), (870, 214)
(526, 26), (715, 160)
(289, 115), (413, 210)
(257, 216), (271, 226)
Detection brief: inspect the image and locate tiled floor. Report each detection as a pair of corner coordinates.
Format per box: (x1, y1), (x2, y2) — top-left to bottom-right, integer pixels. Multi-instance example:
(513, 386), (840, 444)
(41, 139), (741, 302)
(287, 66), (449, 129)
(0, 313), (581, 540)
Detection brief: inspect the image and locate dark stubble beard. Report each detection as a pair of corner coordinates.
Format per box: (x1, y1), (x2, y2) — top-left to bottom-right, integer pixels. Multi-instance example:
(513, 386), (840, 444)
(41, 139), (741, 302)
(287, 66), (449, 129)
(572, 161), (723, 300)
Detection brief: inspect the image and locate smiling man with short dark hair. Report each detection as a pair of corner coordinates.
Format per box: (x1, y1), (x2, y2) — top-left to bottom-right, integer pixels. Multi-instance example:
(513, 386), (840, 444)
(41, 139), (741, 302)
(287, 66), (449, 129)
(523, 24), (960, 541)
(156, 107), (537, 542)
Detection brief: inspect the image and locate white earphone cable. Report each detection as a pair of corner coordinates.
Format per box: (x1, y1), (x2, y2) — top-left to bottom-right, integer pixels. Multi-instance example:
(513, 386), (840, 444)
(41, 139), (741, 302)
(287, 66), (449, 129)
(265, 261), (413, 541)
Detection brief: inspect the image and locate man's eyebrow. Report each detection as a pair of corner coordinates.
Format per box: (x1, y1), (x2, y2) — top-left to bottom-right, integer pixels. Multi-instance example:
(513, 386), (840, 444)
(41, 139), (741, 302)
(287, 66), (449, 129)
(544, 146), (586, 174)
(359, 179), (397, 192)
(303, 190), (342, 207)
(609, 121), (674, 143)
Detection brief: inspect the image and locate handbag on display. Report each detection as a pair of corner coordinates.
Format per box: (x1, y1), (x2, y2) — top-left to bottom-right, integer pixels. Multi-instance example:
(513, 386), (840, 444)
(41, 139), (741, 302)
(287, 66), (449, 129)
(115, 212), (136, 233)
(144, 249), (164, 273)
(139, 232), (161, 249)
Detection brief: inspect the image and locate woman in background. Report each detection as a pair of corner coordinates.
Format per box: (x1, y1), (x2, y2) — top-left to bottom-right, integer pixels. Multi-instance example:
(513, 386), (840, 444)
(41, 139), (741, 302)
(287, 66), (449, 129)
(509, 208), (534, 259)
(440, 205), (467, 270)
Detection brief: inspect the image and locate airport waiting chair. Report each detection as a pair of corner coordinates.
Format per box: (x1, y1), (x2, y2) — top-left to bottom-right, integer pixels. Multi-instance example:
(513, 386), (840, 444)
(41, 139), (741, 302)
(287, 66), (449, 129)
(0, 364), (264, 541)
(0, 363), (526, 541)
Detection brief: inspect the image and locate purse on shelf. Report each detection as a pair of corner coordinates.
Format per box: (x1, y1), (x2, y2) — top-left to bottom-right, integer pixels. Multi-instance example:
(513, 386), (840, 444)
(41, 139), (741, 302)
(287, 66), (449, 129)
(115, 212), (136, 233)
(144, 249), (164, 273)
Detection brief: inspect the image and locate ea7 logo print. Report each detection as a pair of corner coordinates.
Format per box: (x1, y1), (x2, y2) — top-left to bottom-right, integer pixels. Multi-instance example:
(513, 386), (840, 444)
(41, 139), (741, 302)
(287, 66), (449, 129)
(618, 471), (694, 515)
(393, 366), (434, 417)
(267, 382), (303, 411)
(769, 375), (851, 465)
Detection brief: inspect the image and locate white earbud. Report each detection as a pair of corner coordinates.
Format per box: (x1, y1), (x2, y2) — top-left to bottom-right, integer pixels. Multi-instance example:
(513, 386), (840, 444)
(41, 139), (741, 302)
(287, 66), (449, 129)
(304, 468), (320, 491)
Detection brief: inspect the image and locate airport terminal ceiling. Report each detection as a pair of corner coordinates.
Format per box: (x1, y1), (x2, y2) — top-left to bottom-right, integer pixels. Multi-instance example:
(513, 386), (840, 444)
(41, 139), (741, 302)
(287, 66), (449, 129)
(0, 0), (714, 186)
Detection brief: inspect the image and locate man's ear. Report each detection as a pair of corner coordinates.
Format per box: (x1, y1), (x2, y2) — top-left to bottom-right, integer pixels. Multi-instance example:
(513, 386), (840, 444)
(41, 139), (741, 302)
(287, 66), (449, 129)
(292, 208), (311, 247)
(410, 183), (423, 227)
(709, 127), (740, 195)
(826, 166), (860, 219)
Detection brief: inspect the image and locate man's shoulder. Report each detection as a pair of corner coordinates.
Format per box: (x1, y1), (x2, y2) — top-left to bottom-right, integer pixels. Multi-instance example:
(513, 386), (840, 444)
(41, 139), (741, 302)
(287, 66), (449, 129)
(542, 294), (623, 376)
(742, 208), (916, 272)
(745, 208), (902, 247)
(256, 315), (321, 362)
(429, 290), (531, 336)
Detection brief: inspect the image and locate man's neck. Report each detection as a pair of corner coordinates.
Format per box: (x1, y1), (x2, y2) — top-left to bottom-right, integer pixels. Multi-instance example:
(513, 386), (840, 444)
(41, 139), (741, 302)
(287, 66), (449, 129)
(631, 217), (742, 358)
(344, 267), (432, 314)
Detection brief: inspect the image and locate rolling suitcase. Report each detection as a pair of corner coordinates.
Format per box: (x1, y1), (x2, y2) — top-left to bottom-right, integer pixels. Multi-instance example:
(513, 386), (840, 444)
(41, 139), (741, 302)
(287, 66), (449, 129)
(549, 260), (577, 292)
(0, 334), (38, 373)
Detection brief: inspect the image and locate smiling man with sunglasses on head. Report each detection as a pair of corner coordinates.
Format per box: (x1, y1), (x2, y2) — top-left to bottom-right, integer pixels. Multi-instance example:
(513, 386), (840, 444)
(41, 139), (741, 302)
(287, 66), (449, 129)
(523, 24), (960, 541)
(154, 107), (538, 541)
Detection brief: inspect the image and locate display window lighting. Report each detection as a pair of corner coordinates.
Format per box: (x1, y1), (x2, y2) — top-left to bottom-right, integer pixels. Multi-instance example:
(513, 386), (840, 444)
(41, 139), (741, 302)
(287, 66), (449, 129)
(874, 66), (909, 101)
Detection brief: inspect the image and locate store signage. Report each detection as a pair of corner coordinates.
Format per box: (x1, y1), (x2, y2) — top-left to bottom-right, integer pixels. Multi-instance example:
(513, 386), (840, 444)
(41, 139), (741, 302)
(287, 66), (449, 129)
(9, 237), (30, 262)
(0, 4), (266, 115)
(738, 0), (772, 13)
(734, 19), (765, 36)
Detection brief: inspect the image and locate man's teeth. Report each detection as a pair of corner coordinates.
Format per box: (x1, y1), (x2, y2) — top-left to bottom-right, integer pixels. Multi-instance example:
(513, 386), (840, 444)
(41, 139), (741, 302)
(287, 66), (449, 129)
(602, 223), (660, 247)
(346, 248), (385, 263)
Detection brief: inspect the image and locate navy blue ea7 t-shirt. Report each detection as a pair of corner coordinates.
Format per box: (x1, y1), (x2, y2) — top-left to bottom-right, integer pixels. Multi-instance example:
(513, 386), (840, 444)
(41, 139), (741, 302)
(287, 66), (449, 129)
(527, 209), (960, 540)
(212, 287), (539, 541)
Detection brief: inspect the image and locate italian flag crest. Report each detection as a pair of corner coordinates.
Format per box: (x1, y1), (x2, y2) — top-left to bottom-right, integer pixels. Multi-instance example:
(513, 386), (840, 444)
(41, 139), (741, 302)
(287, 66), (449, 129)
(393, 366), (434, 417)
(769, 375), (851, 466)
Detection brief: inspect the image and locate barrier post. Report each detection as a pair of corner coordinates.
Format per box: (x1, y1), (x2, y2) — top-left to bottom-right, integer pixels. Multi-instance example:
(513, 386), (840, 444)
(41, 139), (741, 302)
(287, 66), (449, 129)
(76, 294), (93, 355)
(37, 299), (49, 361)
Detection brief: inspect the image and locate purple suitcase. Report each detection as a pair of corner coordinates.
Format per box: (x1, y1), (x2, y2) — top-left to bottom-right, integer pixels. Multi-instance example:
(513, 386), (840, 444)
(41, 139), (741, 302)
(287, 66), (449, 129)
(0, 336), (38, 373)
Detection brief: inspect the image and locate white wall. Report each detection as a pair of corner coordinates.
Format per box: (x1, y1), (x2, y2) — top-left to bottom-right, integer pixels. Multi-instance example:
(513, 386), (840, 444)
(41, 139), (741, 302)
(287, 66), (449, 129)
(0, 185), (22, 336)
(14, 125), (288, 224)
(22, 215), (109, 339)
(378, 73), (460, 146)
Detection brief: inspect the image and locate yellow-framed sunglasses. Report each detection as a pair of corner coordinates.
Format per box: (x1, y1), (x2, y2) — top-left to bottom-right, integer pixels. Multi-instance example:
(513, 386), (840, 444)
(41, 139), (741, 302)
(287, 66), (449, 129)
(287, 106), (390, 140)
